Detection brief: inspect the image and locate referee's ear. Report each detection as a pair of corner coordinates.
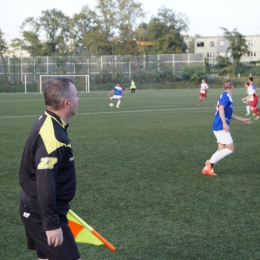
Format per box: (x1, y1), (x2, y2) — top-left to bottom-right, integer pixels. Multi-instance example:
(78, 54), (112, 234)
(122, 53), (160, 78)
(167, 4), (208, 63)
(63, 99), (69, 109)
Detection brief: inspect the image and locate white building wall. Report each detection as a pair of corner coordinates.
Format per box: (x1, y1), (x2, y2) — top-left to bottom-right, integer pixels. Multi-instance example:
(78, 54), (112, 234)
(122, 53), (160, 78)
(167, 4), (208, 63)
(194, 35), (260, 65)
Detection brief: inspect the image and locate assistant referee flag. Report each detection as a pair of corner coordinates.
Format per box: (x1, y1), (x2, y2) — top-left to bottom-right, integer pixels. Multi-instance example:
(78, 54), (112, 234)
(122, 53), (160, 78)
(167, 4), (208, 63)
(67, 209), (116, 251)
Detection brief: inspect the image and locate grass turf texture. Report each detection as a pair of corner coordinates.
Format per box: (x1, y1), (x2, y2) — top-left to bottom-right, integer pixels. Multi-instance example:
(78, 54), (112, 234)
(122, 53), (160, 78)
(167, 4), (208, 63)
(0, 88), (259, 259)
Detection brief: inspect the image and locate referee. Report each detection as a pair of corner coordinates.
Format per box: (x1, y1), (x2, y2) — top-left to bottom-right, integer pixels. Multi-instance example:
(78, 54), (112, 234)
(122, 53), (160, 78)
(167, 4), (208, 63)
(19, 77), (81, 260)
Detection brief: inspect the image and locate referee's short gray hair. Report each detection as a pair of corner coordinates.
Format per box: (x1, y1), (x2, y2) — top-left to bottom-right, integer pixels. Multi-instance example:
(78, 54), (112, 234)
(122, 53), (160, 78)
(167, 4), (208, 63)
(44, 77), (74, 110)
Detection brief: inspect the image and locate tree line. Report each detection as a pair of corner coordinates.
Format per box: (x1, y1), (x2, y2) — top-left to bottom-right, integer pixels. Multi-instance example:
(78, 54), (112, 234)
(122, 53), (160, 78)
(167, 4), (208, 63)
(0, 0), (190, 57)
(0, 0), (256, 78)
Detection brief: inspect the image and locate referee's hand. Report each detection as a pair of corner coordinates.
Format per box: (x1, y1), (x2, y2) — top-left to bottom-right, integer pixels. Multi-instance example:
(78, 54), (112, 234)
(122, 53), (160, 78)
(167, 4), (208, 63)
(46, 228), (64, 247)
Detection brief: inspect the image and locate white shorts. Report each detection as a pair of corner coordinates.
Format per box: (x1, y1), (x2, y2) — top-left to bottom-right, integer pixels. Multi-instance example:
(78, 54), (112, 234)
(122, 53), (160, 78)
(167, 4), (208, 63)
(113, 95), (122, 99)
(213, 130), (233, 145)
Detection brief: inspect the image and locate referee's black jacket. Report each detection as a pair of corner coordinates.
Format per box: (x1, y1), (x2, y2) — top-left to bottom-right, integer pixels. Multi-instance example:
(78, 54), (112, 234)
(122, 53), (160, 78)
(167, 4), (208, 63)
(19, 110), (76, 231)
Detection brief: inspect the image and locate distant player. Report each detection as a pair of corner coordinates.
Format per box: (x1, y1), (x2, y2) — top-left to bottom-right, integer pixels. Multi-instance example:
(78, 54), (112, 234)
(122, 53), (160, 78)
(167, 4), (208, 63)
(242, 81), (251, 116)
(130, 79), (136, 94)
(241, 80), (260, 120)
(108, 82), (129, 108)
(202, 79), (252, 177)
(248, 76), (257, 90)
(198, 79), (208, 105)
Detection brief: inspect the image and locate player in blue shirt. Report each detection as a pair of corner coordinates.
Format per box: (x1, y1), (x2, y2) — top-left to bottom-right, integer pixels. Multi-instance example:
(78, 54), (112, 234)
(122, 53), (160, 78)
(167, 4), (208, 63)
(202, 79), (252, 176)
(108, 82), (129, 108)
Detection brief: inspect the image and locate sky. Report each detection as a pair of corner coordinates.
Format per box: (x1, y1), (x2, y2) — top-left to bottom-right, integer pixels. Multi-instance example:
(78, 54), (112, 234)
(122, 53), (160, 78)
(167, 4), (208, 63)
(1, 0), (260, 43)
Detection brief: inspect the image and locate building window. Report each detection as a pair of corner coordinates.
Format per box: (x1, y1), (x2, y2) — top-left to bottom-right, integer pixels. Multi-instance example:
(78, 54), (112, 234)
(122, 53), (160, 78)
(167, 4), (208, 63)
(219, 41), (225, 47)
(210, 41), (215, 47)
(207, 52), (215, 58)
(249, 51), (256, 57)
(197, 42), (204, 47)
(248, 40), (255, 45)
(218, 52), (226, 57)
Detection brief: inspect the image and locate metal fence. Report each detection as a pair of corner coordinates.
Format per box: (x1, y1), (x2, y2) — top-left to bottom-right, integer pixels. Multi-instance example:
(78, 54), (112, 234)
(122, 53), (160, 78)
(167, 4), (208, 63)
(0, 53), (204, 92)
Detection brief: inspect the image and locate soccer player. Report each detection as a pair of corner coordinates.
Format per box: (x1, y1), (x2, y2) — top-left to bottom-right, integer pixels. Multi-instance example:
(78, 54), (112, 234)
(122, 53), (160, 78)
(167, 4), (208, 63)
(198, 79), (209, 105)
(248, 76), (257, 90)
(202, 79), (252, 177)
(242, 81), (252, 116)
(242, 80), (260, 120)
(130, 79), (136, 94)
(108, 82), (129, 108)
(19, 77), (81, 260)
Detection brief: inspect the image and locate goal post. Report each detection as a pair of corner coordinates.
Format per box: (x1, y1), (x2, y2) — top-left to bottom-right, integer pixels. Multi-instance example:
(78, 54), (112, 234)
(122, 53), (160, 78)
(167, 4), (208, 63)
(39, 75), (90, 94)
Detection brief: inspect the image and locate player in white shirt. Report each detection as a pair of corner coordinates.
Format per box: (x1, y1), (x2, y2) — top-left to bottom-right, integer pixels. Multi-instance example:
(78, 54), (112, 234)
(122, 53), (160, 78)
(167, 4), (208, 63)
(242, 81), (251, 116)
(108, 82), (129, 108)
(241, 80), (260, 120)
(198, 79), (209, 105)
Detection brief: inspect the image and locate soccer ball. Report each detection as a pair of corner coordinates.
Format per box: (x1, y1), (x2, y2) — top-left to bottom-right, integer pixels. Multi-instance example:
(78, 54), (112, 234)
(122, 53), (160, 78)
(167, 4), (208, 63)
(109, 103), (114, 107)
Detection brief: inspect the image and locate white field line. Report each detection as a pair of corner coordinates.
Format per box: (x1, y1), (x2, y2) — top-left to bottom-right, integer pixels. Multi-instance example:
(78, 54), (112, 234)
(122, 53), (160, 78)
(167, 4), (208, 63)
(0, 106), (248, 119)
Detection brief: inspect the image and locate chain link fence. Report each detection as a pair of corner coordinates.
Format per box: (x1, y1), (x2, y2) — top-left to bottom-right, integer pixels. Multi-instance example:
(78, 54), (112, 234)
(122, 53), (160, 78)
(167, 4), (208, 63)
(0, 53), (204, 92)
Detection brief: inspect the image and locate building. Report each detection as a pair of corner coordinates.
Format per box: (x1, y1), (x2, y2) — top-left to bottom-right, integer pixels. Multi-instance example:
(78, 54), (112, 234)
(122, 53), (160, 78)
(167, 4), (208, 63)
(194, 35), (260, 66)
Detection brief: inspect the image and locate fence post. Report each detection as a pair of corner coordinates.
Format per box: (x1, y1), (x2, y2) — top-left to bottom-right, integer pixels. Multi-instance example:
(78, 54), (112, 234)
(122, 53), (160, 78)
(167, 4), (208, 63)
(87, 51), (90, 75)
(173, 54), (175, 74)
(123, 54), (126, 87)
(129, 55), (131, 80)
(71, 54), (73, 74)
(52, 52), (55, 75)
(158, 54), (160, 72)
(137, 55), (140, 90)
(33, 52), (36, 92)
(25, 74), (27, 94)
(101, 55), (103, 74)
(13, 55), (16, 92)
(8, 57), (10, 82)
(20, 57), (23, 82)
(47, 56), (49, 75)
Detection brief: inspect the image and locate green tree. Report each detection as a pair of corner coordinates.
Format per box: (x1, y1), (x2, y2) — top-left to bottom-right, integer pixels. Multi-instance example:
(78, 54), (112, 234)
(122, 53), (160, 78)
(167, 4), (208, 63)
(180, 64), (207, 82)
(135, 22), (152, 54)
(83, 0), (117, 55)
(215, 56), (231, 69)
(39, 9), (70, 54)
(20, 9), (70, 55)
(13, 33), (45, 56)
(0, 29), (8, 56)
(221, 27), (249, 70)
(70, 7), (99, 54)
(135, 22), (150, 42)
(186, 36), (195, 53)
(19, 17), (45, 56)
(0, 29), (8, 75)
(80, 0), (145, 56)
(148, 7), (189, 54)
(115, 0), (145, 54)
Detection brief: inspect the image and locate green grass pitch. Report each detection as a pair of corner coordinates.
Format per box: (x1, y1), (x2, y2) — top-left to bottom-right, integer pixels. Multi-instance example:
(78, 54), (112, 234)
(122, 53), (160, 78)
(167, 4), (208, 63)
(0, 88), (259, 259)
